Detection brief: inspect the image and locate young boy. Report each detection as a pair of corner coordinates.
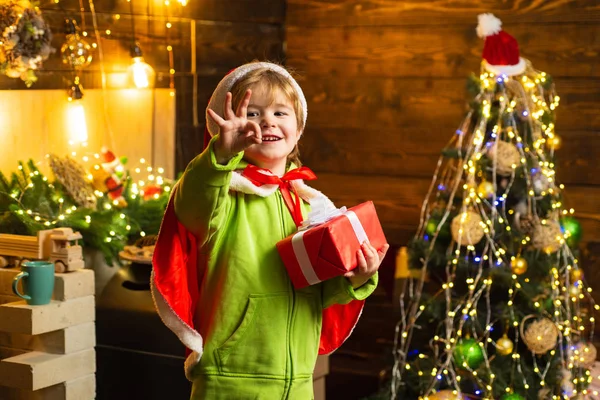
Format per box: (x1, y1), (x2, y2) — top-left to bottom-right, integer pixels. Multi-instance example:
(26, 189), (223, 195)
(152, 61), (389, 399)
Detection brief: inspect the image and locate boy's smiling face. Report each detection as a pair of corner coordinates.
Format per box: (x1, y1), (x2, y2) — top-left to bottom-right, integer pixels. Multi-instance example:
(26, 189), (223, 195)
(243, 83), (302, 175)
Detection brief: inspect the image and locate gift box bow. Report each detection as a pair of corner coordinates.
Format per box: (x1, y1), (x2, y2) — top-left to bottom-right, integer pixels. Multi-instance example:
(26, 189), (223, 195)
(300, 202), (349, 230)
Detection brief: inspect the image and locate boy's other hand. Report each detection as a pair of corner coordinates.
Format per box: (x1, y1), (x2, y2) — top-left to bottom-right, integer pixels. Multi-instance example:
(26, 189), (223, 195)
(345, 242), (390, 289)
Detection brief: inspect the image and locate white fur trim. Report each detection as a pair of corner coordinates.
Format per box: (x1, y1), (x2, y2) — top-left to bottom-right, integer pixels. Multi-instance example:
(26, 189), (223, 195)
(230, 170), (279, 196)
(476, 13), (502, 38)
(206, 62), (307, 138)
(483, 57), (527, 77)
(229, 170), (335, 208)
(290, 179), (335, 208)
(150, 270), (204, 381)
(184, 351), (202, 381)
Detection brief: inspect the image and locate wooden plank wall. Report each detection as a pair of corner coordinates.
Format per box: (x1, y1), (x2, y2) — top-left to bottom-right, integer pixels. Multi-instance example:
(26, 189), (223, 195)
(0, 0), (285, 173)
(286, 1), (600, 398)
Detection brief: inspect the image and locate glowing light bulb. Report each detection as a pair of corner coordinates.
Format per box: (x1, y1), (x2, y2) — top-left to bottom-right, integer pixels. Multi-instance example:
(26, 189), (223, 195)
(66, 79), (88, 144)
(127, 44), (155, 89)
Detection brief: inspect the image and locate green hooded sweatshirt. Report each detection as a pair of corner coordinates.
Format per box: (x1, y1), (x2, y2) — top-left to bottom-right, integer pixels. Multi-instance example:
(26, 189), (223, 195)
(173, 136), (378, 399)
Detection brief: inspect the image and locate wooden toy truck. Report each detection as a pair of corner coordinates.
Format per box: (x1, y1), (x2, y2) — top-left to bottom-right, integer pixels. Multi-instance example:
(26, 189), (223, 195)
(0, 228), (85, 272)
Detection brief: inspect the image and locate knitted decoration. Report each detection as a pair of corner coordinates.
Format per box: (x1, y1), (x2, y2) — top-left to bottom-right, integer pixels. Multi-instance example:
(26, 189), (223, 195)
(487, 141), (521, 176)
(451, 211), (485, 246)
(531, 220), (563, 254)
(48, 154), (96, 209)
(520, 316), (558, 354)
(570, 342), (597, 369)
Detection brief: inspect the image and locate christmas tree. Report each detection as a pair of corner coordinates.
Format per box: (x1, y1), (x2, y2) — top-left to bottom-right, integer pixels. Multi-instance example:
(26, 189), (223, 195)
(389, 14), (596, 400)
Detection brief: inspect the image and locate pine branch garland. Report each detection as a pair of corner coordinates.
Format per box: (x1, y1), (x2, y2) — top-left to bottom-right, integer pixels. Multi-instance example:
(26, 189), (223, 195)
(0, 158), (175, 266)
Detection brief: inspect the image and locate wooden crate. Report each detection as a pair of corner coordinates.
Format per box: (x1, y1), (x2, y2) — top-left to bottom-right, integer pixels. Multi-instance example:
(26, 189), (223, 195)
(0, 269), (96, 400)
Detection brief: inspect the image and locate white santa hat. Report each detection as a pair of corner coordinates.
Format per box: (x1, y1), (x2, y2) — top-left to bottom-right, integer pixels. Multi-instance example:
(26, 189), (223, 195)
(205, 62), (308, 137)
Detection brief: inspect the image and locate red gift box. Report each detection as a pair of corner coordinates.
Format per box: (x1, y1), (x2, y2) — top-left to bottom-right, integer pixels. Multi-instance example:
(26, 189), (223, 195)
(276, 201), (387, 289)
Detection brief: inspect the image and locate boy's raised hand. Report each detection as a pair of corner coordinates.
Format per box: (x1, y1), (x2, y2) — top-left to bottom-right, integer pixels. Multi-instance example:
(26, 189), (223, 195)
(208, 89), (262, 164)
(345, 242), (390, 289)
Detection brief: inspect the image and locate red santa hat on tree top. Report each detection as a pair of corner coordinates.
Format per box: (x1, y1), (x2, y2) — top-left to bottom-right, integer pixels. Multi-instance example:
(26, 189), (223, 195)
(477, 13), (526, 76)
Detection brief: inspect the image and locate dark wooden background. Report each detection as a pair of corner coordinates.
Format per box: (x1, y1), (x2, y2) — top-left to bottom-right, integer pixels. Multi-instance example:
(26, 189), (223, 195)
(3, 0), (599, 399)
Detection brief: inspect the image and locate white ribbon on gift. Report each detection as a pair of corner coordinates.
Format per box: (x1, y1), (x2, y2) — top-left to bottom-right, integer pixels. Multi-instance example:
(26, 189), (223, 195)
(292, 202), (369, 286)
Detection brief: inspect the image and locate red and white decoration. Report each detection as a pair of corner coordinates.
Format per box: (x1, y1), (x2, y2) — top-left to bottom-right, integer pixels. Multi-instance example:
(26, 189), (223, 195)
(477, 13), (527, 76)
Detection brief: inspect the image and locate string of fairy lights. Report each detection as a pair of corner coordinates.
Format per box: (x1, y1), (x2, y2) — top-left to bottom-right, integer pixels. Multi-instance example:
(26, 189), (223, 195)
(53, 0), (183, 95)
(52, 0), (182, 148)
(391, 60), (599, 400)
(10, 152), (172, 243)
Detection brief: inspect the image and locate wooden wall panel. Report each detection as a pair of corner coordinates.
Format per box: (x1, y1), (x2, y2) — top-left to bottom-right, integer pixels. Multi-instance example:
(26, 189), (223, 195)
(301, 127), (600, 187)
(299, 77), (599, 133)
(46, 0), (284, 23)
(287, 0), (600, 26)
(287, 23), (600, 78)
(299, 76), (599, 187)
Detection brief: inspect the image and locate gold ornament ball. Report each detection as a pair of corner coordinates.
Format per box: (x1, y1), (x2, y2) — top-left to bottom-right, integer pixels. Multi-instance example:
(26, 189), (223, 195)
(510, 257), (528, 275)
(496, 334), (514, 356)
(570, 268), (584, 282)
(477, 181), (495, 199)
(548, 135), (562, 150)
(429, 390), (463, 400)
(451, 211), (485, 246)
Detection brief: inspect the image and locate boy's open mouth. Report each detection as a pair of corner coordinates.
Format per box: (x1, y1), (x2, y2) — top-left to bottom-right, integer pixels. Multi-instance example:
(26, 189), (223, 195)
(262, 135), (282, 142)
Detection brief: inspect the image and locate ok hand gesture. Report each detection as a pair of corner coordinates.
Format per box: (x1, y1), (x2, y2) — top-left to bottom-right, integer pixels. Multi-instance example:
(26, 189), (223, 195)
(207, 89), (262, 164)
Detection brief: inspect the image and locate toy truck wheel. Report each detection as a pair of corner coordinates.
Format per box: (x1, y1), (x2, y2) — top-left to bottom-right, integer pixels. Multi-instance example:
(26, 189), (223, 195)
(0, 256), (8, 268)
(16, 258), (31, 268)
(54, 260), (67, 273)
